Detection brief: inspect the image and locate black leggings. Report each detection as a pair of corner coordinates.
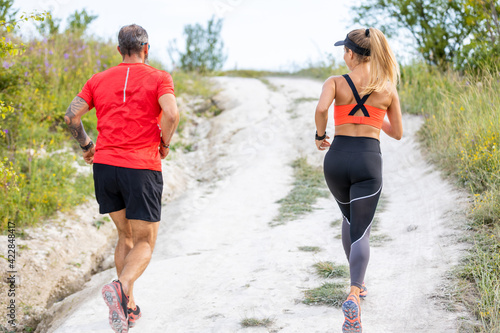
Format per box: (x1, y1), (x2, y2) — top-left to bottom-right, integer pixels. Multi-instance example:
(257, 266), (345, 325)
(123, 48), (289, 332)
(323, 135), (382, 289)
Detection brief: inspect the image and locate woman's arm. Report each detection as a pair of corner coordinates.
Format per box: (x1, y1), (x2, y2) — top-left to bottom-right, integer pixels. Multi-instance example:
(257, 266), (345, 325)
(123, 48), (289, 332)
(382, 84), (403, 140)
(315, 77), (336, 150)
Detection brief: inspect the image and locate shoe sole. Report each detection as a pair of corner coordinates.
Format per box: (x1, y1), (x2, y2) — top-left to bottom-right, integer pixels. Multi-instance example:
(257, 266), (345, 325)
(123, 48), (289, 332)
(102, 284), (128, 333)
(342, 299), (362, 333)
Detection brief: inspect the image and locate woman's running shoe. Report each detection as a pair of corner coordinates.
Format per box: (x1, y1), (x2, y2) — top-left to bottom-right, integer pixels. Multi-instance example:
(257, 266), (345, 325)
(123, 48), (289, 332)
(101, 280), (129, 333)
(359, 282), (368, 299)
(342, 293), (362, 333)
(128, 305), (142, 328)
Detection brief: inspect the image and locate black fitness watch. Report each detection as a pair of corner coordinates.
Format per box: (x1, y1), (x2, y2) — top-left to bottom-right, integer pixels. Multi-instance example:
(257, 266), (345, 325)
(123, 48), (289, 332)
(160, 139), (169, 149)
(80, 140), (94, 152)
(315, 131), (327, 141)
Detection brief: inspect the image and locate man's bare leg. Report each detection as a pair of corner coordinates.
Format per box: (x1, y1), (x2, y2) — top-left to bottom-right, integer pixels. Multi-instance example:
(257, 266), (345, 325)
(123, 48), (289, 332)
(109, 209), (136, 307)
(118, 219), (159, 309)
(109, 209), (133, 272)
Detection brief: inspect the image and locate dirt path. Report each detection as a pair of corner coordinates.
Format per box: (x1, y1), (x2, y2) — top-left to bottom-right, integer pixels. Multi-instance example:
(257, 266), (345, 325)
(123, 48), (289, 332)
(46, 77), (473, 332)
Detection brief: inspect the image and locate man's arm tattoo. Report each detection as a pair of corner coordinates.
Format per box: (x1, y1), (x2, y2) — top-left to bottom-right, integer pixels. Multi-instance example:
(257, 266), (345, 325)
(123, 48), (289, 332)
(65, 96), (90, 146)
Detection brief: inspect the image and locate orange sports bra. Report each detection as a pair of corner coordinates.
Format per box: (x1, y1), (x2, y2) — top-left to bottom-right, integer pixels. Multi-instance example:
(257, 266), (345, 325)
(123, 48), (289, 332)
(334, 74), (386, 129)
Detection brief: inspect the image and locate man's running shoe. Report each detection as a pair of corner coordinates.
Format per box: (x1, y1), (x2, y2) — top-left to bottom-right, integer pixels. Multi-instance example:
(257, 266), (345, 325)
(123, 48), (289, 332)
(102, 280), (129, 333)
(342, 293), (362, 333)
(128, 305), (142, 328)
(359, 282), (368, 299)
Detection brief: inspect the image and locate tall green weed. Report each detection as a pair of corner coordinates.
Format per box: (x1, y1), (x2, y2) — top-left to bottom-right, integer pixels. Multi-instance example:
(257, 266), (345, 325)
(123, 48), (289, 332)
(0, 32), (121, 230)
(401, 64), (500, 218)
(400, 63), (500, 331)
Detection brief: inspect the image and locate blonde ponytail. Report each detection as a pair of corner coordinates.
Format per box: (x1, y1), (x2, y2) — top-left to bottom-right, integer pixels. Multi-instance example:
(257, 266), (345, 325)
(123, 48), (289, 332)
(348, 28), (400, 95)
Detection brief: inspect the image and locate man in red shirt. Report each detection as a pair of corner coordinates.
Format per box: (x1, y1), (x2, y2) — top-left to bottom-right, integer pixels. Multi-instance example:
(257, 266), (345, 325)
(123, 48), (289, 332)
(65, 24), (179, 332)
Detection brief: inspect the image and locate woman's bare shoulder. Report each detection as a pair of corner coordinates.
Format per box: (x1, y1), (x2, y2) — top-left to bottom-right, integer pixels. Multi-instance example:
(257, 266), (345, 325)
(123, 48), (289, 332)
(325, 75), (345, 82)
(323, 75), (345, 88)
(385, 81), (400, 99)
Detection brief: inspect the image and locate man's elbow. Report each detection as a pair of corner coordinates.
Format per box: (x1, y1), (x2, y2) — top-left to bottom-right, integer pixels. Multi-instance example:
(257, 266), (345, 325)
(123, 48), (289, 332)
(163, 108), (179, 124)
(394, 130), (403, 140)
(64, 113), (79, 126)
(64, 115), (71, 125)
(173, 111), (180, 126)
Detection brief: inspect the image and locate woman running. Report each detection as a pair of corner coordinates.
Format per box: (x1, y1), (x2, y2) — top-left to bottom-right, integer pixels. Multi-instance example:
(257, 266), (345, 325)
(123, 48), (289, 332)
(314, 27), (403, 333)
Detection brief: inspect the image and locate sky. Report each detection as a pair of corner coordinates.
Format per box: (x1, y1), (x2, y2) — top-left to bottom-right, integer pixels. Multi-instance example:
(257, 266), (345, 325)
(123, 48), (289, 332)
(14, 0), (416, 71)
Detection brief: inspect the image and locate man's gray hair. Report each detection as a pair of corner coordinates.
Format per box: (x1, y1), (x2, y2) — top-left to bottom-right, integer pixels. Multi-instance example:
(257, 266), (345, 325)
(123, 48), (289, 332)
(118, 24), (148, 56)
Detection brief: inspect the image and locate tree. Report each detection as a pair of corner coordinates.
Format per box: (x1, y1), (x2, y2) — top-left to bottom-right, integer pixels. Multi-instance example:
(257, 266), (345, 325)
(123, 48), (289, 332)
(458, 0), (500, 70)
(171, 16), (227, 73)
(66, 9), (97, 35)
(352, 0), (499, 70)
(0, 0), (17, 23)
(36, 11), (60, 36)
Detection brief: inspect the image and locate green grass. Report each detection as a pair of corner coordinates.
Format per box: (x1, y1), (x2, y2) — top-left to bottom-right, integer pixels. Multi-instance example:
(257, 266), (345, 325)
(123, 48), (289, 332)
(240, 317), (274, 328)
(303, 282), (348, 307)
(257, 77), (279, 92)
(369, 194), (387, 233)
(93, 215), (110, 230)
(171, 70), (218, 99)
(313, 261), (349, 279)
(400, 62), (500, 332)
(271, 157), (328, 226)
(220, 69), (280, 78)
(293, 97), (317, 103)
(400, 64), (500, 198)
(290, 57), (348, 80)
(287, 97), (318, 118)
(169, 70), (221, 152)
(298, 246), (322, 253)
(458, 229), (500, 332)
(330, 219), (342, 227)
(370, 234), (393, 247)
(220, 58), (348, 81)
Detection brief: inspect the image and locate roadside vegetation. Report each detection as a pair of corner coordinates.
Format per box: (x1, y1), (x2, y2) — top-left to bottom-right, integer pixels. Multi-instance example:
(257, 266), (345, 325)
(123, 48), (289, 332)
(401, 64), (500, 332)
(240, 317), (274, 328)
(219, 59), (347, 81)
(0, 9), (118, 231)
(271, 157), (328, 226)
(298, 246), (322, 253)
(313, 261), (349, 279)
(303, 282), (348, 307)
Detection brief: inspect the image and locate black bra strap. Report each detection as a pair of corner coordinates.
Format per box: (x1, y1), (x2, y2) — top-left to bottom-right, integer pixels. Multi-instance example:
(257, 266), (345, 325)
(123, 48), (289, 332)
(342, 74), (371, 117)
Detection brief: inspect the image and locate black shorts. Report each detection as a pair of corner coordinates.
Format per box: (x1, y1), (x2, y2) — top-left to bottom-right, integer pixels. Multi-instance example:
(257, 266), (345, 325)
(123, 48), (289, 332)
(93, 163), (163, 222)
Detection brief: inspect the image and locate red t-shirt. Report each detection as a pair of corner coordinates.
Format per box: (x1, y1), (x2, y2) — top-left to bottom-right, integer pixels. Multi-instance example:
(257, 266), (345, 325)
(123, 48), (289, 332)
(78, 63), (174, 171)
